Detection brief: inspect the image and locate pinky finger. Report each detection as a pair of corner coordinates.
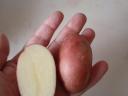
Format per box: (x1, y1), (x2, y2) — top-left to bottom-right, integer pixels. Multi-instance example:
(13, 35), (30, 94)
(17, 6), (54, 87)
(73, 61), (108, 96)
(86, 61), (108, 90)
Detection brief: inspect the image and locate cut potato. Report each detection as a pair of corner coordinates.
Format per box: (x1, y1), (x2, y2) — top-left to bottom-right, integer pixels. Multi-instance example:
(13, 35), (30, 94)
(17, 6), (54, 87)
(17, 45), (56, 96)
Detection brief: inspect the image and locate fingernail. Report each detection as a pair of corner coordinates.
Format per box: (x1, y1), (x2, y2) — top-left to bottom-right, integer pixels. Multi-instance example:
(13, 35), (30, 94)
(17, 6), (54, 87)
(84, 28), (95, 37)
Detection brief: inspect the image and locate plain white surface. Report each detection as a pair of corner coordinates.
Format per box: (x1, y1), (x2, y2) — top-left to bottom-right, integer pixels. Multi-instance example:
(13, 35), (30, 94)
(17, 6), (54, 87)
(0, 0), (128, 96)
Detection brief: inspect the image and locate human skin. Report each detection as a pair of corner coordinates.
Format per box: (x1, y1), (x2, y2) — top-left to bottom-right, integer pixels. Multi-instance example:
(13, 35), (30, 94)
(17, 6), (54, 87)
(0, 11), (108, 96)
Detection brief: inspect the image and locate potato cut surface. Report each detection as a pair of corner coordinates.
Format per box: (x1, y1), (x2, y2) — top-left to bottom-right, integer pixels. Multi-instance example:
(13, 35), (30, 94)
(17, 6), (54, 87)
(17, 45), (56, 96)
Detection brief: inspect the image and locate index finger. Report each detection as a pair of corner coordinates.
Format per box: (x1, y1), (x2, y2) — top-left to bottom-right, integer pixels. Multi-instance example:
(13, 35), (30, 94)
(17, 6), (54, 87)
(11, 11), (64, 63)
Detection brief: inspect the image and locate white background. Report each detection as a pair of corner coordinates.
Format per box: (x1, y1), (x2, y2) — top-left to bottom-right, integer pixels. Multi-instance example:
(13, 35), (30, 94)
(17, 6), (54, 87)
(0, 0), (128, 96)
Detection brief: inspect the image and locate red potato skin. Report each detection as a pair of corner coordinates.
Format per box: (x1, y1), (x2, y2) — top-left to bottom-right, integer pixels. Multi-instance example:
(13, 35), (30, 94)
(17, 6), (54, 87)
(59, 34), (92, 93)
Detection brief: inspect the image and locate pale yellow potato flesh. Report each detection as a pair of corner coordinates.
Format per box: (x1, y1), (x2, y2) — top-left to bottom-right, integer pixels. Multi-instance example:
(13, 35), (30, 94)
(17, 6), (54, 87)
(17, 45), (56, 96)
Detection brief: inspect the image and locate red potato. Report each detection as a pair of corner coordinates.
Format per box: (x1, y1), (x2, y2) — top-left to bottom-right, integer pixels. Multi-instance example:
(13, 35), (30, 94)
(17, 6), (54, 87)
(59, 34), (92, 93)
(17, 45), (56, 96)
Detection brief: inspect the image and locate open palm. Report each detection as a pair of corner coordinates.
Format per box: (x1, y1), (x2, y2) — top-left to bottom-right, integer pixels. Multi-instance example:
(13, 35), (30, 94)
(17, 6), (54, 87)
(0, 11), (108, 96)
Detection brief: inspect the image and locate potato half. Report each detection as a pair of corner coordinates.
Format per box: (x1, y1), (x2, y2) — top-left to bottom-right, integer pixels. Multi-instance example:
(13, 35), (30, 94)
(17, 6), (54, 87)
(17, 45), (56, 96)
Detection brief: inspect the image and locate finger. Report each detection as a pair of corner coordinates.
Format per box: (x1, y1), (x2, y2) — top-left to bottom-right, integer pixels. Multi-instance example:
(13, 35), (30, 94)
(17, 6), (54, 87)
(10, 11), (64, 63)
(0, 33), (9, 69)
(55, 13), (87, 43)
(2, 61), (20, 96)
(86, 61), (108, 90)
(75, 61), (108, 96)
(3, 61), (17, 82)
(80, 28), (95, 44)
(27, 11), (64, 46)
(49, 13), (87, 54)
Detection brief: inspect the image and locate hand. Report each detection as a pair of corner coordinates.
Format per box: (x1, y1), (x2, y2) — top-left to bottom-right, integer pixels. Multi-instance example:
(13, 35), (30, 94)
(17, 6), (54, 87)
(0, 11), (108, 96)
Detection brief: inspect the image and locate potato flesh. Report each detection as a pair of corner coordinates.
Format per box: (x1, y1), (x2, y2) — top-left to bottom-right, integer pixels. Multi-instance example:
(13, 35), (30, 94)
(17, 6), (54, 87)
(17, 45), (56, 96)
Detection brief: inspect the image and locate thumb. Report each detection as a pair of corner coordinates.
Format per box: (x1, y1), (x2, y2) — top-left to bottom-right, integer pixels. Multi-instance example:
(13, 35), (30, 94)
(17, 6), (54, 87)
(0, 33), (9, 69)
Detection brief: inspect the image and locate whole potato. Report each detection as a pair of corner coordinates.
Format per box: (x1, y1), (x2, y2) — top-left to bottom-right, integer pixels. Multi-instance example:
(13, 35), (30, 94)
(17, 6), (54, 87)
(59, 34), (92, 93)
